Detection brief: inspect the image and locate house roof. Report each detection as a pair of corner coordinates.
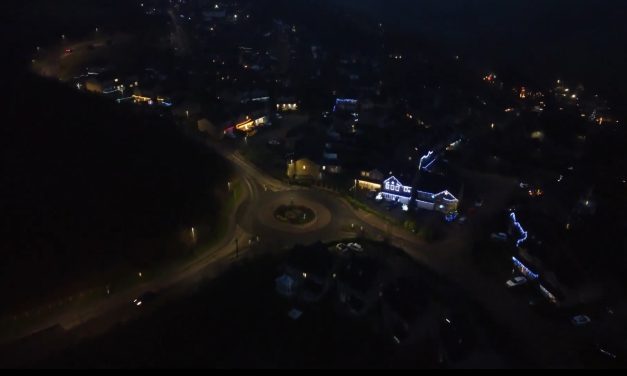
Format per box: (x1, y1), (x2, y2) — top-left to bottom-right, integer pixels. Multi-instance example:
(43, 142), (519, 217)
(338, 256), (379, 293)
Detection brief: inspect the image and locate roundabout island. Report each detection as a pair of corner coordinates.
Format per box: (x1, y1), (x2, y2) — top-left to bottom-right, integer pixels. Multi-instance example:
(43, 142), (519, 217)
(256, 193), (333, 234)
(274, 204), (316, 226)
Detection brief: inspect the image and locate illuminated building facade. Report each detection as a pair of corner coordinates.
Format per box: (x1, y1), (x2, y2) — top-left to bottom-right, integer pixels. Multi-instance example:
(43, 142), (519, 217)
(333, 98), (359, 113)
(356, 170), (385, 192)
(233, 115), (269, 132)
(376, 176), (459, 214)
(287, 159), (321, 181)
(276, 97), (299, 112)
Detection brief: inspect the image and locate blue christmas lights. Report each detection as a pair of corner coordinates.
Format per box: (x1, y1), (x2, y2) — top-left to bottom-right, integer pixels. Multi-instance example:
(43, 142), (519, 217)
(510, 212), (528, 247)
(512, 256), (539, 280)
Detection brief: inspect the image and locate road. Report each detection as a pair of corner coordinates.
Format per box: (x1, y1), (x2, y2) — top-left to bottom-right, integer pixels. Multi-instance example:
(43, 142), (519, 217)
(220, 147), (588, 367)
(0, 137), (590, 368)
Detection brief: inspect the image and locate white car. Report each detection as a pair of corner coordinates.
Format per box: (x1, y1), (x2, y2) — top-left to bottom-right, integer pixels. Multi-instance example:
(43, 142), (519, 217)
(336, 243), (347, 252)
(571, 315), (592, 326)
(506, 276), (527, 288)
(347, 243), (363, 252)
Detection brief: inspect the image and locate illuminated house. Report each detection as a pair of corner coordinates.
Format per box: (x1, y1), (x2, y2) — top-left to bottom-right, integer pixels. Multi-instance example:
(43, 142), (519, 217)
(356, 169), (384, 192)
(228, 114), (270, 133)
(377, 175), (460, 214)
(379, 176), (414, 205)
(239, 90), (270, 104)
(333, 98), (359, 113)
(287, 158), (321, 181)
(276, 97), (299, 112)
(283, 243), (336, 302)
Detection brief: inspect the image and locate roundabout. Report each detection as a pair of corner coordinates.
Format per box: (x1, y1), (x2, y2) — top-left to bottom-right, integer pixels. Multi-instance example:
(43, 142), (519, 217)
(274, 204), (316, 226)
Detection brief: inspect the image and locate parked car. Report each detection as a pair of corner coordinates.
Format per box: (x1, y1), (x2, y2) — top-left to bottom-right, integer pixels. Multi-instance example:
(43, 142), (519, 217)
(572, 315), (592, 326)
(506, 276), (528, 288)
(347, 243), (363, 252)
(336, 243), (347, 252)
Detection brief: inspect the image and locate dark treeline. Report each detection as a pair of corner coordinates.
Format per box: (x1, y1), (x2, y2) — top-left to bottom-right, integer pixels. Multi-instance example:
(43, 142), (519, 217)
(1, 1), (231, 310)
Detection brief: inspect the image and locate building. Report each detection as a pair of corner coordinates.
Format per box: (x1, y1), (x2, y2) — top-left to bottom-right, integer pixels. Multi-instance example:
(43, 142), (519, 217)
(239, 90), (270, 104)
(224, 113), (270, 135)
(283, 243), (336, 302)
(376, 175), (460, 215)
(381, 278), (437, 345)
(276, 97), (299, 112)
(356, 169), (385, 192)
(275, 274), (297, 297)
(333, 98), (359, 113)
(336, 255), (381, 316)
(378, 176), (414, 205)
(287, 158), (321, 181)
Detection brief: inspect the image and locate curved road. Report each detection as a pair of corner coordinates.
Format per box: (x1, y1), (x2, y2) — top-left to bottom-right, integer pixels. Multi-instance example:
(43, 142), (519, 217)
(1, 140), (589, 368)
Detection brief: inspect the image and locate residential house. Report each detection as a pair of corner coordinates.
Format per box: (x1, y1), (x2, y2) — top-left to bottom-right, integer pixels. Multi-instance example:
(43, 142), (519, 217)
(283, 243), (336, 302)
(336, 255), (381, 316)
(287, 158), (321, 182)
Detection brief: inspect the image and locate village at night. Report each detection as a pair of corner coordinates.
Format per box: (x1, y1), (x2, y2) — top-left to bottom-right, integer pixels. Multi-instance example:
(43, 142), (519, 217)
(2, 0), (627, 369)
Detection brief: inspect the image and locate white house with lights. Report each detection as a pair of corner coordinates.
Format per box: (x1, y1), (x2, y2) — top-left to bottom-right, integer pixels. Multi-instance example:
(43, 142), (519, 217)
(379, 176), (413, 204)
(376, 175), (460, 215)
